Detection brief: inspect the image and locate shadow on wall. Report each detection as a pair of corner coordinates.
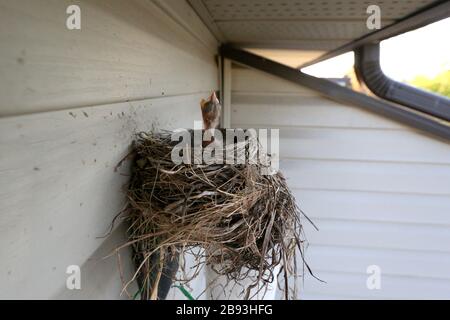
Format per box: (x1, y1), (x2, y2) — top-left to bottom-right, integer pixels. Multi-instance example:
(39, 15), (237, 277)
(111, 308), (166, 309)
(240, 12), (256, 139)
(53, 223), (138, 300)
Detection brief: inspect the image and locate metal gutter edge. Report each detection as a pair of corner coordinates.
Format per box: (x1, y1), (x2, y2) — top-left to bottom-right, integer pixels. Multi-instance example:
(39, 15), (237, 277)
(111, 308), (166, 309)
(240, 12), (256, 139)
(220, 45), (450, 142)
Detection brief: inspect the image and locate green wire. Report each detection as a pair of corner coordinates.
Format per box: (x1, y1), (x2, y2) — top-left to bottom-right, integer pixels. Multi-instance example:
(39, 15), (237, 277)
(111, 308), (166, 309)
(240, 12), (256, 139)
(133, 283), (145, 300)
(174, 284), (195, 300)
(133, 283), (195, 300)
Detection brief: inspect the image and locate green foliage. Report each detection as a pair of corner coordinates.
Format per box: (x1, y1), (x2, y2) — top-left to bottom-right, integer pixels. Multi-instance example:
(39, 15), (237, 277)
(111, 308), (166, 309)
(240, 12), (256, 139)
(409, 70), (450, 98)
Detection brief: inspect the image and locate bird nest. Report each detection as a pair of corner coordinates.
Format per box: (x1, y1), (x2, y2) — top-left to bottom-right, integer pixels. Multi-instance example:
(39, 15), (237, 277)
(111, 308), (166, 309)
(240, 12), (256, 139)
(116, 131), (315, 300)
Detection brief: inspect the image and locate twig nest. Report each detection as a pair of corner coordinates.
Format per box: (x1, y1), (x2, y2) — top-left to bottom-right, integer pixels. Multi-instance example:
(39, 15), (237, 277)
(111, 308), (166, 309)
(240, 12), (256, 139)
(121, 131), (312, 299)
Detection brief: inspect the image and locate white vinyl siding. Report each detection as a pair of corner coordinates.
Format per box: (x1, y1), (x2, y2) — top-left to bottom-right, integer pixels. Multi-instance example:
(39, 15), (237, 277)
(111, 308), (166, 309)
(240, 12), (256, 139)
(0, 0), (218, 299)
(230, 67), (450, 300)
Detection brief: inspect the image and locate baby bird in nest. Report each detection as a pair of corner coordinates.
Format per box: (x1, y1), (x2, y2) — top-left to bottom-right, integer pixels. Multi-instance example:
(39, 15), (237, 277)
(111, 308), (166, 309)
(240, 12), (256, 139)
(200, 91), (222, 148)
(201, 91), (221, 130)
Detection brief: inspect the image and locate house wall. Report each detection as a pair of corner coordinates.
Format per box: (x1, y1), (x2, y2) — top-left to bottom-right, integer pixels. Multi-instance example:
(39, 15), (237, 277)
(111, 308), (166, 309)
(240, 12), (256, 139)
(0, 0), (218, 299)
(230, 66), (450, 299)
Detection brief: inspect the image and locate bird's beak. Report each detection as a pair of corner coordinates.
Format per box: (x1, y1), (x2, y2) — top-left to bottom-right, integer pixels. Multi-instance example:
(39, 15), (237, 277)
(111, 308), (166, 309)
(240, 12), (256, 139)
(209, 91), (219, 104)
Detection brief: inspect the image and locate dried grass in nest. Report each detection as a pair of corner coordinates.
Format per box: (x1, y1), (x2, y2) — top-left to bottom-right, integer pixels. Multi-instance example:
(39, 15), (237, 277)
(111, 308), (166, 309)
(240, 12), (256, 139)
(117, 131), (316, 300)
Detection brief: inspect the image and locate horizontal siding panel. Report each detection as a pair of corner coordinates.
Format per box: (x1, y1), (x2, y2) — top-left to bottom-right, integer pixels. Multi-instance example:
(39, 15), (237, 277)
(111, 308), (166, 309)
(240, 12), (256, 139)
(231, 66), (450, 299)
(277, 127), (450, 164)
(281, 159), (450, 195)
(280, 128), (450, 164)
(152, 0), (218, 50)
(306, 245), (450, 281)
(303, 219), (450, 253)
(302, 271), (450, 299)
(0, 0), (217, 116)
(232, 68), (317, 96)
(0, 93), (205, 298)
(295, 190), (450, 226)
(232, 125), (450, 164)
(232, 93), (404, 129)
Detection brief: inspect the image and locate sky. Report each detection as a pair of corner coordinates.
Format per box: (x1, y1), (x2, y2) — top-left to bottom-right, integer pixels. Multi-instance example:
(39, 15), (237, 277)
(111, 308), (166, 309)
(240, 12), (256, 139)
(302, 17), (450, 82)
